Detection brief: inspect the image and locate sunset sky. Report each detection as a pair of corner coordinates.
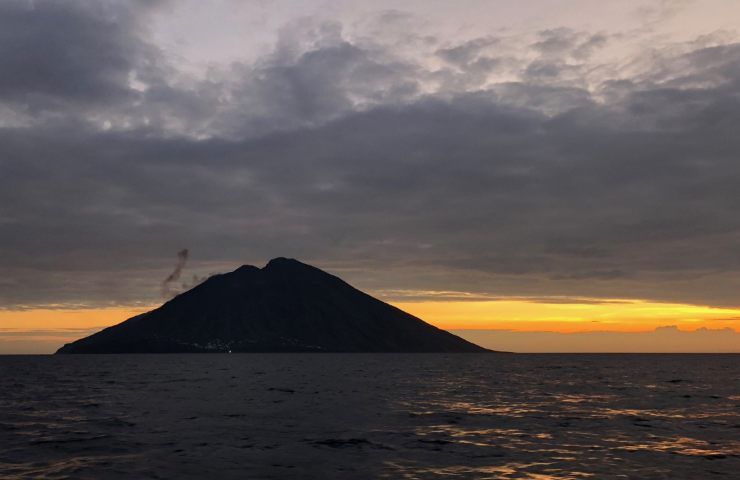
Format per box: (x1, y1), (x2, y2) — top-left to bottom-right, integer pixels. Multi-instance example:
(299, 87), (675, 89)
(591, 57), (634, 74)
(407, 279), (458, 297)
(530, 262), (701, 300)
(2, 0), (740, 352)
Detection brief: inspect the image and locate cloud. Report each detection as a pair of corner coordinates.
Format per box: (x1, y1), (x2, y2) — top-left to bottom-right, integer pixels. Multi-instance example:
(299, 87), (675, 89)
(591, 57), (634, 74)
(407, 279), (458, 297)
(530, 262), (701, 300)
(4, 325), (736, 354)
(531, 28), (608, 61)
(453, 326), (740, 353)
(0, 327), (105, 337)
(0, 326), (104, 354)
(1, 3), (740, 311)
(0, 1), (162, 123)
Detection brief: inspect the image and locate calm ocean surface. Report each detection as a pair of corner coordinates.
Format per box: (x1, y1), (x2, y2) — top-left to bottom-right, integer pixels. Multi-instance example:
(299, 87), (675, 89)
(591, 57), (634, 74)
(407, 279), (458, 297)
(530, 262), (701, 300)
(1, 354), (738, 479)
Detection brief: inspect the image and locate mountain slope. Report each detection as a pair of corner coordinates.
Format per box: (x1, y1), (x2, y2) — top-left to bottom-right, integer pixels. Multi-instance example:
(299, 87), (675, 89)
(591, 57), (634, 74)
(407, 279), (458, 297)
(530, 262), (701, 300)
(56, 258), (489, 353)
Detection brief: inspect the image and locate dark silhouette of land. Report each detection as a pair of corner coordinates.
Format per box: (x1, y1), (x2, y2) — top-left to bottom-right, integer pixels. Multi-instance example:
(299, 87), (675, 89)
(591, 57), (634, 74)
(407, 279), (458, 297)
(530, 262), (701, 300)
(57, 258), (489, 353)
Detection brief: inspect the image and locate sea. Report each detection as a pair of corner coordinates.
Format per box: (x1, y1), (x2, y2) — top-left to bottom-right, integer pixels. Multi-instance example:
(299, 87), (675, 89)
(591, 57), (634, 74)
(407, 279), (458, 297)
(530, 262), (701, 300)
(0, 354), (738, 479)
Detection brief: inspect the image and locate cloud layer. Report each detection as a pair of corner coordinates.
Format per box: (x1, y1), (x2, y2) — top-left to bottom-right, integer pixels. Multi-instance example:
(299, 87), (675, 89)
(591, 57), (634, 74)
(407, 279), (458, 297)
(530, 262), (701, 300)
(2, 325), (737, 354)
(2, 1), (740, 309)
(454, 326), (740, 353)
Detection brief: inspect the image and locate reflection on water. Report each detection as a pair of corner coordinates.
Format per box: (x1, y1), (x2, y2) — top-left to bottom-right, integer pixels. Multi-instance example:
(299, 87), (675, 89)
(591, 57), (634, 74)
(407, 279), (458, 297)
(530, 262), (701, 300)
(0, 354), (738, 479)
(386, 461), (596, 479)
(618, 435), (738, 457)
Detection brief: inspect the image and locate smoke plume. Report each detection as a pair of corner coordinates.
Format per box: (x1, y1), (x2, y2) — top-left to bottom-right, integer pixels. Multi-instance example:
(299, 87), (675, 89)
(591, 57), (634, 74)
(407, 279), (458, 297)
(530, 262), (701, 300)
(161, 249), (189, 297)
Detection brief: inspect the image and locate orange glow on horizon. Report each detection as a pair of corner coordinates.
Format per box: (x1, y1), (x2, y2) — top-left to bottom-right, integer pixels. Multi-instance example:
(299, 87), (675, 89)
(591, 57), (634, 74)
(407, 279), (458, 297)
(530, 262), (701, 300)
(0, 307), (151, 331)
(1, 299), (739, 340)
(390, 299), (740, 333)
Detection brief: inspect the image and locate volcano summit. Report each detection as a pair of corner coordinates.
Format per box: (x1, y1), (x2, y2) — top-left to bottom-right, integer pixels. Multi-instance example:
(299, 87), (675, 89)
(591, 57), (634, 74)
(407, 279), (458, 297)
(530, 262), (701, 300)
(57, 258), (488, 353)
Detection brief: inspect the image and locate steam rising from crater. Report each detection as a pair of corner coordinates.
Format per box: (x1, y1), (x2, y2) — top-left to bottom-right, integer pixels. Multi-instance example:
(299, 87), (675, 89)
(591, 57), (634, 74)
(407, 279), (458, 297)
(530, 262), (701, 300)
(161, 249), (189, 297)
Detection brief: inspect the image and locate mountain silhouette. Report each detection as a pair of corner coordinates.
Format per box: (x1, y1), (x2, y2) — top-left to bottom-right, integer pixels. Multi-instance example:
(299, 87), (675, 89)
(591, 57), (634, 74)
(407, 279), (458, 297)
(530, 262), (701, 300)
(57, 258), (489, 353)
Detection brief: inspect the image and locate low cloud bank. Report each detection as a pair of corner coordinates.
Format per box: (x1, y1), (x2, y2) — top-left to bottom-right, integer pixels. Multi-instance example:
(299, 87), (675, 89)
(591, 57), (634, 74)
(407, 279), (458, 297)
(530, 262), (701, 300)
(0, 327), (104, 354)
(1, 325), (737, 354)
(452, 326), (740, 353)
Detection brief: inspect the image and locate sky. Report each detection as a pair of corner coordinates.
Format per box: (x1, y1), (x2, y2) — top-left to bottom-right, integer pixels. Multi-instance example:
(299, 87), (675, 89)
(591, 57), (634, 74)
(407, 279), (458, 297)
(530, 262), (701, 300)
(1, 0), (740, 353)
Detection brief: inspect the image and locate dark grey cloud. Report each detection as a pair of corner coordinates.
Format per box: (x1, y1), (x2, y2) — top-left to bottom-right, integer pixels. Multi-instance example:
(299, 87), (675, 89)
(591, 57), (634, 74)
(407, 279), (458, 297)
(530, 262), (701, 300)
(0, 1), (161, 119)
(1, 1), (740, 309)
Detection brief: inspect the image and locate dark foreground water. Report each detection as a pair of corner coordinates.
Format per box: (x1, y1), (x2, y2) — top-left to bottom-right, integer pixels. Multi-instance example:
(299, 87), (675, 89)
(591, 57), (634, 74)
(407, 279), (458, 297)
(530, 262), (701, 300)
(0, 354), (738, 479)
